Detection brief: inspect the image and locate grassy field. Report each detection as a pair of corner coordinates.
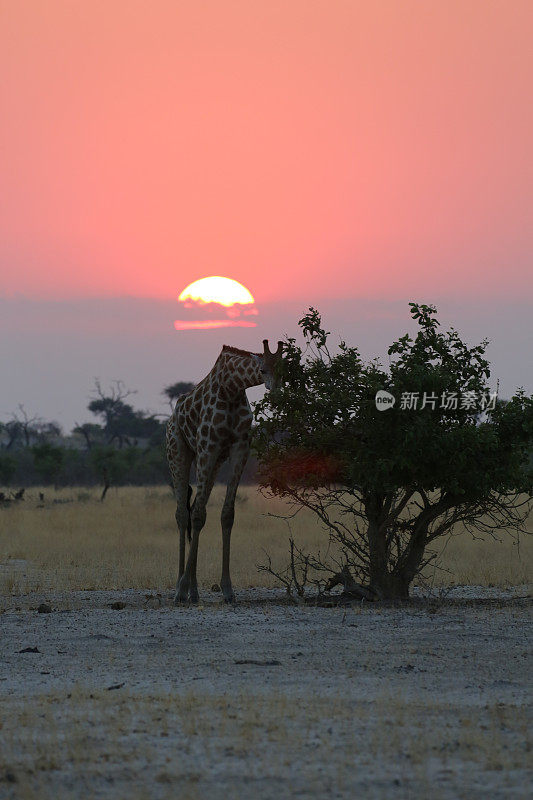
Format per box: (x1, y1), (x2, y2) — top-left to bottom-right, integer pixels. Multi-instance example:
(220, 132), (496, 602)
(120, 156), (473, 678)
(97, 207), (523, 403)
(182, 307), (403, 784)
(1, 485), (531, 799)
(0, 485), (531, 593)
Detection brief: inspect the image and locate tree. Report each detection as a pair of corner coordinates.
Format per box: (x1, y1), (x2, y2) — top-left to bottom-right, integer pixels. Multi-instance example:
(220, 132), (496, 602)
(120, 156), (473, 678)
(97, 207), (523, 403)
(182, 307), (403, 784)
(32, 443), (64, 486)
(0, 454), (16, 485)
(253, 305), (533, 600)
(1, 409), (61, 450)
(72, 422), (104, 450)
(90, 446), (135, 499)
(33, 420), (62, 443)
(5, 406), (42, 448)
(88, 380), (136, 447)
(2, 419), (23, 450)
(163, 381), (195, 403)
(88, 380), (162, 447)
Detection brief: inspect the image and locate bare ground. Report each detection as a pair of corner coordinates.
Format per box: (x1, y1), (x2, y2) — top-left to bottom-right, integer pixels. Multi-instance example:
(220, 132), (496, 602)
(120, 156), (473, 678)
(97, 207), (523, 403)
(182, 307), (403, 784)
(0, 587), (531, 799)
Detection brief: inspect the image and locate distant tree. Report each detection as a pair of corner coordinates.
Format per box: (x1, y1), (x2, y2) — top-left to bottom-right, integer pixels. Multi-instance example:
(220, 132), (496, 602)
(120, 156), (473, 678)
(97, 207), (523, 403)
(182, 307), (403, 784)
(254, 305), (533, 600)
(163, 381), (195, 403)
(18, 406), (42, 447)
(72, 422), (104, 450)
(2, 419), (23, 450)
(32, 443), (64, 486)
(33, 420), (62, 443)
(90, 446), (136, 499)
(2, 408), (61, 449)
(87, 380), (136, 447)
(0, 454), (17, 485)
(4, 406), (43, 448)
(88, 380), (161, 447)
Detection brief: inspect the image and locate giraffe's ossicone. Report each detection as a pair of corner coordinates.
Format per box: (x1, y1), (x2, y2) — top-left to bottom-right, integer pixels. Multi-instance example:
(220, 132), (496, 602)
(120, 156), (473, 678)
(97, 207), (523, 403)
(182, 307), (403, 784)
(166, 339), (283, 604)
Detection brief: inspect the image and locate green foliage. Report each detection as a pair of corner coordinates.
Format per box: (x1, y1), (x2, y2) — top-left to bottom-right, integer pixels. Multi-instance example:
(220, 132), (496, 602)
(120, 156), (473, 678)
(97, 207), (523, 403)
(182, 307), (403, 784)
(255, 304), (532, 497)
(254, 304), (533, 598)
(0, 377), (175, 487)
(90, 446), (133, 485)
(0, 454), (17, 485)
(32, 444), (64, 485)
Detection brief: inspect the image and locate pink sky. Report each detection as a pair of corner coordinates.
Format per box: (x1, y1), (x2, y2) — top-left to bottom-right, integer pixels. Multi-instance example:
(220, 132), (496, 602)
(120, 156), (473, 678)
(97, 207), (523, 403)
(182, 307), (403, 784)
(1, 1), (532, 303)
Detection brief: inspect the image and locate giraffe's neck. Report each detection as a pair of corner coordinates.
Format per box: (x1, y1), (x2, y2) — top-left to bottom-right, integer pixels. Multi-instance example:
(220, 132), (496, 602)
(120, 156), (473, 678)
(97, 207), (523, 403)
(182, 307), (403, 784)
(212, 353), (262, 397)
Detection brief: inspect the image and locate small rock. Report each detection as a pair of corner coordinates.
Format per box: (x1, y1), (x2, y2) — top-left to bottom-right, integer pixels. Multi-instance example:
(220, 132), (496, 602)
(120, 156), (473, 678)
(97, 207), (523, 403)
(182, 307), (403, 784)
(108, 601), (126, 610)
(37, 603), (52, 614)
(211, 584), (221, 592)
(19, 646), (40, 653)
(234, 659), (281, 666)
(106, 682), (125, 691)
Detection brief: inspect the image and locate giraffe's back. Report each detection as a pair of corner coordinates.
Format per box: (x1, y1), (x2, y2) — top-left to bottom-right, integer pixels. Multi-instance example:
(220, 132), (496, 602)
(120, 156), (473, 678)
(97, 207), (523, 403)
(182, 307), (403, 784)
(169, 387), (252, 458)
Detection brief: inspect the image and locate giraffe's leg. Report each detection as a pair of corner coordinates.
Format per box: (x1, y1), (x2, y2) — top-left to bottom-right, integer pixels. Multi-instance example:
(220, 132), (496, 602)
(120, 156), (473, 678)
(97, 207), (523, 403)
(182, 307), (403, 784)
(220, 439), (250, 604)
(167, 428), (193, 600)
(176, 449), (219, 604)
(186, 468), (218, 604)
(178, 484), (193, 581)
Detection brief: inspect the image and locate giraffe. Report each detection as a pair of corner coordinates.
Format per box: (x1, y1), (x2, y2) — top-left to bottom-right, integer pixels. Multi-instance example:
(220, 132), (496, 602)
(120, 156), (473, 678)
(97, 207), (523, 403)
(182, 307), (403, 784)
(166, 339), (283, 604)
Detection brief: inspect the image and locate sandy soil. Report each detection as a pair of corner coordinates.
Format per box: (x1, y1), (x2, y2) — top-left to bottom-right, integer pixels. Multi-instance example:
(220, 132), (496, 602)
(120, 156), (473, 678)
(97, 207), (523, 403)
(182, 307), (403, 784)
(0, 587), (531, 799)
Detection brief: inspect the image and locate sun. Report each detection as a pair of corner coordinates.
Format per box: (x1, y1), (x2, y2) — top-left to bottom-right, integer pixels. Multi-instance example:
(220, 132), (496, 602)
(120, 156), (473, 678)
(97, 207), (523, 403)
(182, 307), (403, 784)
(179, 276), (254, 307)
(175, 275), (257, 330)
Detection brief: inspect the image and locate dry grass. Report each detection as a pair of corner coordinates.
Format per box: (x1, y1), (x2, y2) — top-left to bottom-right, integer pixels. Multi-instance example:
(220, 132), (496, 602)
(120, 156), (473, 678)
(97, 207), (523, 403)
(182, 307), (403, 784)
(1, 687), (530, 799)
(0, 485), (531, 593)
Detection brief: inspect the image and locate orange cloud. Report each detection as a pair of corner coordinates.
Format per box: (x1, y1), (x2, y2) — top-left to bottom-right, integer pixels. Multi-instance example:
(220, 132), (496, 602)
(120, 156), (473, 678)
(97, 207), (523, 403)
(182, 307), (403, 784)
(174, 294), (259, 332)
(174, 319), (257, 330)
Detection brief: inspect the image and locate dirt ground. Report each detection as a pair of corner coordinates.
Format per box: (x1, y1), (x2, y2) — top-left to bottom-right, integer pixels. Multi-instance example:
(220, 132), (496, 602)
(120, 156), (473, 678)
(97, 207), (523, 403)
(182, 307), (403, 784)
(0, 586), (531, 800)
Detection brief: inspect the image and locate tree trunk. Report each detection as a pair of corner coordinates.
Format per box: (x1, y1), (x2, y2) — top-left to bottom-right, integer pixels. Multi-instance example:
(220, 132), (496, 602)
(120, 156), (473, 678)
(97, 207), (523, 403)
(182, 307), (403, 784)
(100, 467), (110, 502)
(369, 570), (411, 601)
(366, 519), (403, 599)
(366, 517), (427, 600)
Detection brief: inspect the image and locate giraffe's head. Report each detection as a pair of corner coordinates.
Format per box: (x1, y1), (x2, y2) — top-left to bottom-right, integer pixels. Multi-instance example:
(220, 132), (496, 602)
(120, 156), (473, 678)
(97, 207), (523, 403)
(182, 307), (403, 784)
(259, 339), (284, 390)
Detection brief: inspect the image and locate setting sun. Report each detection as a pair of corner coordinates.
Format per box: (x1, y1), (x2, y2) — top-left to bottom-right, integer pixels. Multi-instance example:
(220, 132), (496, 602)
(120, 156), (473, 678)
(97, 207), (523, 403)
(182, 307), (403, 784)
(179, 277), (254, 307)
(175, 276), (257, 330)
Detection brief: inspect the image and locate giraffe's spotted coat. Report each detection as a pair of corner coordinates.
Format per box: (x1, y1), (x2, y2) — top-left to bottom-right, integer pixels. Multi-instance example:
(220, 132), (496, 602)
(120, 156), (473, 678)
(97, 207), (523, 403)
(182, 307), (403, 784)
(166, 341), (283, 604)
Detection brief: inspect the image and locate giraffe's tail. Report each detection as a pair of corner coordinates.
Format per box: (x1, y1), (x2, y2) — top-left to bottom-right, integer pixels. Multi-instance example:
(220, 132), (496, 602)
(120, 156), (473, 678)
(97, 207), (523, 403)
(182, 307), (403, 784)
(186, 484), (193, 542)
